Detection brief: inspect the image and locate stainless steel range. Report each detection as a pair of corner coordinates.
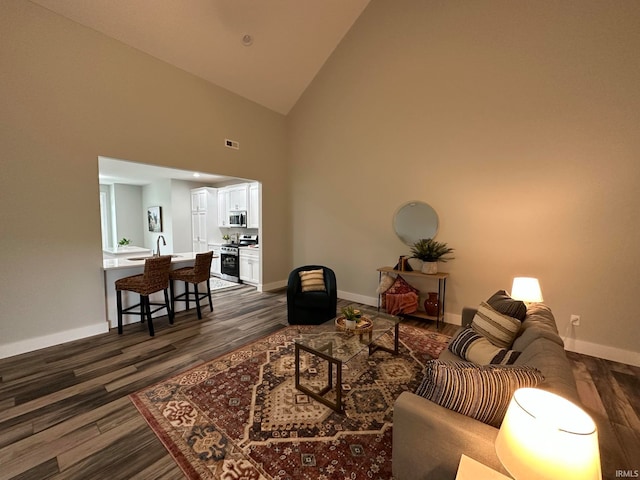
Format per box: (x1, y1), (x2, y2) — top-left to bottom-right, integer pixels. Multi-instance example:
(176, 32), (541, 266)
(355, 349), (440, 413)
(220, 234), (258, 282)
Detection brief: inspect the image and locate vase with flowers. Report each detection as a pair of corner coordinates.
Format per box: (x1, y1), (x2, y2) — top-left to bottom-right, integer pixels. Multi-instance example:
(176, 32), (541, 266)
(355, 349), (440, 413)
(341, 305), (362, 330)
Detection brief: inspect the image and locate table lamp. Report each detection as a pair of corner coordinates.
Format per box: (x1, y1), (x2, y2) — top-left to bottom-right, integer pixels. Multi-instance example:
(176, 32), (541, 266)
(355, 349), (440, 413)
(510, 277), (543, 304)
(495, 388), (601, 480)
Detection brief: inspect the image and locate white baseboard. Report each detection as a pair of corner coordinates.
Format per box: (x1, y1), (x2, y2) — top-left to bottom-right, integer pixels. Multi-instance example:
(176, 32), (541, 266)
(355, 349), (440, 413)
(259, 279), (287, 292)
(564, 337), (640, 367)
(0, 323), (109, 360)
(337, 290), (378, 307)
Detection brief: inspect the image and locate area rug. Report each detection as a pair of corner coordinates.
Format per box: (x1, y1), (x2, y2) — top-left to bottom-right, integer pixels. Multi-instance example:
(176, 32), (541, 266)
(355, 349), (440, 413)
(130, 324), (451, 479)
(208, 277), (242, 292)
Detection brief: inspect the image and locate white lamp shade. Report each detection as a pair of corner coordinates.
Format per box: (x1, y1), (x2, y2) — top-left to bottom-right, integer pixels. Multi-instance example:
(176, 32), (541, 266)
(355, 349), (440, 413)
(510, 277), (543, 303)
(496, 388), (601, 480)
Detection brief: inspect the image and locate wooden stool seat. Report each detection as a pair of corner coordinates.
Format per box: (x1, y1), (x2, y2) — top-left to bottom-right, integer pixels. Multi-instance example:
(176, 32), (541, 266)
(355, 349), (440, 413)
(170, 251), (214, 319)
(116, 255), (173, 336)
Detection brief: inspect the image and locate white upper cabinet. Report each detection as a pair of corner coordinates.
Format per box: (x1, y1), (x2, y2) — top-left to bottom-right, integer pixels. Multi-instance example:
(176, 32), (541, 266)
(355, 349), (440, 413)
(217, 189), (228, 227)
(227, 184), (248, 212)
(191, 189), (208, 212)
(248, 182), (259, 229)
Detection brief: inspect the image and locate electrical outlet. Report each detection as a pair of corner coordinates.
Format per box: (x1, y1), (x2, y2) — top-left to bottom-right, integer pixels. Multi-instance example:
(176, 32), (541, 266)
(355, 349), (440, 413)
(570, 314), (581, 326)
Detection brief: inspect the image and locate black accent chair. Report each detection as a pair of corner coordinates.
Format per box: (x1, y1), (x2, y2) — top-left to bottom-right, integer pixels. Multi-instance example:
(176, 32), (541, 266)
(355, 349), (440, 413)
(287, 265), (337, 325)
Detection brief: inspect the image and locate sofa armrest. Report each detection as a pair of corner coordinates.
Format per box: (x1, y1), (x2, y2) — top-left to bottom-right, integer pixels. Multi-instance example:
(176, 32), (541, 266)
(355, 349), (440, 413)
(392, 392), (506, 480)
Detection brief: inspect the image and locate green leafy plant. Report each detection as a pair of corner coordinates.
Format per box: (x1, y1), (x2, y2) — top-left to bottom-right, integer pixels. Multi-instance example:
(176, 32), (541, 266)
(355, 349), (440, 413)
(118, 237), (131, 246)
(341, 305), (362, 322)
(410, 238), (455, 262)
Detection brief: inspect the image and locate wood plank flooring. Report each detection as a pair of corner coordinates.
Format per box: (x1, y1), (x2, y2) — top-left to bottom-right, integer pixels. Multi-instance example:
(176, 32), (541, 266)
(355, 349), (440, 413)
(0, 286), (638, 479)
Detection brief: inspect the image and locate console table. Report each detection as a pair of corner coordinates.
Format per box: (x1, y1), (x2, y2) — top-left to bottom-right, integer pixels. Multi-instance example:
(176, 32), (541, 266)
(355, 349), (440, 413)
(376, 266), (449, 329)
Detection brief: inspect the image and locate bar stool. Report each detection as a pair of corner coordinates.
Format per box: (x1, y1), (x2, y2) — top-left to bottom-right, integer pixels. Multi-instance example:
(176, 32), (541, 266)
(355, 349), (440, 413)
(116, 255), (173, 336)
(169, 251), (214, 319)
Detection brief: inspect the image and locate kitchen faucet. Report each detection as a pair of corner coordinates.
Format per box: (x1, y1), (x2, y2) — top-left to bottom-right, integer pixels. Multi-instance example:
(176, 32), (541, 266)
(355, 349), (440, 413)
(155, 235), (166, 256)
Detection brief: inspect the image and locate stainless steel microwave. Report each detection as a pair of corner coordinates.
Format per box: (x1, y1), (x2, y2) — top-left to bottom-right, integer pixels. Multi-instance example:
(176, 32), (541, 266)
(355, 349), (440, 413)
(229, 211), (247, 227)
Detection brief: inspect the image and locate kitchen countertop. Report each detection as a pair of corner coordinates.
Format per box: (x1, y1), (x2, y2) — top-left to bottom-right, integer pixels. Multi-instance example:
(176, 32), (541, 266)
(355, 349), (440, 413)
(103, 245), (152, 256)
(102, 252), (200, 271)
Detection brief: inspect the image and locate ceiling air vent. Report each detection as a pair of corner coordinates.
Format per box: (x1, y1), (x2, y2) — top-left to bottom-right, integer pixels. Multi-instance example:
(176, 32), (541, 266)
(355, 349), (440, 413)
(225, 139), (239, 150)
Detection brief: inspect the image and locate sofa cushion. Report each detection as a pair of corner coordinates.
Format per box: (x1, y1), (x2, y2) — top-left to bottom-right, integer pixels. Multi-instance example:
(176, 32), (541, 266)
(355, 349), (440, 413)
(415, 360), (544, 428)
(487, 290), (527, 321)
(448, 328), (521, 365)
(471, 302), (521, 348)
(298, 269), (326, 292)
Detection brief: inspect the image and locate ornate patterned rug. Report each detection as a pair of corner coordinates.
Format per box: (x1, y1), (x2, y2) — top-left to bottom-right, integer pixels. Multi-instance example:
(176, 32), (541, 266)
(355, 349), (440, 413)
(130, 324), (451, 479)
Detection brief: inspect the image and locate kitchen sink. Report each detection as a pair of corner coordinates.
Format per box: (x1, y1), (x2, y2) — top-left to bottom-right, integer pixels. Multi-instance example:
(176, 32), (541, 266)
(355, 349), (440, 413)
(127, 255), (182, 261)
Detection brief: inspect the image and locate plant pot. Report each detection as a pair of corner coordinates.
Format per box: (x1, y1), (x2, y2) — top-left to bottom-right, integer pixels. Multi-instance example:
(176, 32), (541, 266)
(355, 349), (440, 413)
(344, 319), (356, 330)
(421, 261), (438, 274)
(424, 292), (439, 317)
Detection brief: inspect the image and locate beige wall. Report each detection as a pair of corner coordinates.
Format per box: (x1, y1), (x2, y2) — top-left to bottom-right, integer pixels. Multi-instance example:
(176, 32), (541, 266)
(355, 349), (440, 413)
(0, 1), (289, 355)
(288, 0), (640, 361)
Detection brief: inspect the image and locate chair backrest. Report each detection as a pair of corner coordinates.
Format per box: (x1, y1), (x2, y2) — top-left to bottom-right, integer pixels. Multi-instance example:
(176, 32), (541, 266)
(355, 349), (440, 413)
(142, 255), (172, 293)
(192, 251), (214, 282)
(288, 265), (337, 295)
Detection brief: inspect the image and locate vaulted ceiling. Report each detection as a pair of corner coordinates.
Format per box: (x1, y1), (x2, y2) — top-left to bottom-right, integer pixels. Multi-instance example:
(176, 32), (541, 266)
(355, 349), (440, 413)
(31, 0), (371, 114)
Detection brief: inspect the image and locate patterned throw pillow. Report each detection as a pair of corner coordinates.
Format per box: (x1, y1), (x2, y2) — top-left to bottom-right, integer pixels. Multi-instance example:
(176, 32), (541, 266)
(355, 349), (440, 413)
(471, 301), (521, 348)
(487, 290), (527, 321)
(376, 272), (396, 294)
(380, 275), (418, 309)
(448, 328), (521, 365)
(415, 360), (544, 428)
(299, 269), (326, 292)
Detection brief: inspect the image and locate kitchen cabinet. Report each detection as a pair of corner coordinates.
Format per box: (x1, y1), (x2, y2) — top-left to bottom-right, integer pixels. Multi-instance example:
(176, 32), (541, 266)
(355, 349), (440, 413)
(217, 189), (228, 227)
(191, 189), (208, 212)
(239, 247), (260, 285)
(248, 182), (259, 229)
(218, 184), (250, 226)
(190, 187), (217, 252)
(192, 211), (208, 253)
(227, 184), (248, 211)
(208, 244), (221, 276)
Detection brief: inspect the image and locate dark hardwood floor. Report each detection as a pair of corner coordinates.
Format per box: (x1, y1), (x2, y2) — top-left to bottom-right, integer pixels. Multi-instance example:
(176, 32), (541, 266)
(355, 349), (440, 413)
(0, 286), (638, 479)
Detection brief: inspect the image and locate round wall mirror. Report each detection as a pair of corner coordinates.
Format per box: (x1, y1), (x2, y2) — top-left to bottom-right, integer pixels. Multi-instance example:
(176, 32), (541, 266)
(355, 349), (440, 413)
(393, 201), (439, 246)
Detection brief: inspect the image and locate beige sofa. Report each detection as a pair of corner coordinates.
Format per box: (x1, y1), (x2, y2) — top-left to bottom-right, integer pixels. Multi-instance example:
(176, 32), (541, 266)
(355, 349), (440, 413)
(392, 303), (579, 480)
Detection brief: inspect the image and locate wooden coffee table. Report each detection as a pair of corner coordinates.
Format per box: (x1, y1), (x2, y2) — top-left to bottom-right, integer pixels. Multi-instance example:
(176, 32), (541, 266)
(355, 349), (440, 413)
(294, 307), (400, 413)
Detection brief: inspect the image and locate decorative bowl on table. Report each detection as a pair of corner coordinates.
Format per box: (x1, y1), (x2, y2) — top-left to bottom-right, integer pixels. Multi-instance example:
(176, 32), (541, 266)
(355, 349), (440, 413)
(335, 316), (373, 334)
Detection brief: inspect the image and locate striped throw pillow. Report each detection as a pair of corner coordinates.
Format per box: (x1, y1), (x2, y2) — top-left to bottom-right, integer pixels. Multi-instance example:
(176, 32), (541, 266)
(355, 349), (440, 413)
(448, 328), (521, 365)
(471, 301), (521, 348)
(299, 269), (326, 292)
(415, 360), (544, 428)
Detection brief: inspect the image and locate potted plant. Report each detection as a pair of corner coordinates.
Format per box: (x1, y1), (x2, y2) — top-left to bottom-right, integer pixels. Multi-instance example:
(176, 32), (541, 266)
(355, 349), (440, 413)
(118, 237), (131, 247)
(410, 238), (455, 274)
(341, 305), (362, 330)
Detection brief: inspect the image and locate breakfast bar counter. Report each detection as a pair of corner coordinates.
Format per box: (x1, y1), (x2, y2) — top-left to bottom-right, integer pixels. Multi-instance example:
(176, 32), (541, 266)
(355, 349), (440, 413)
(102, 253), (200, 329)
